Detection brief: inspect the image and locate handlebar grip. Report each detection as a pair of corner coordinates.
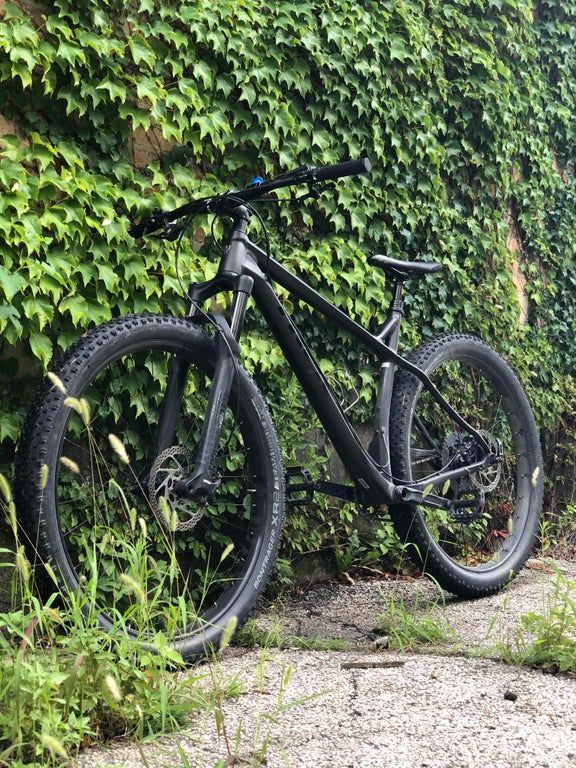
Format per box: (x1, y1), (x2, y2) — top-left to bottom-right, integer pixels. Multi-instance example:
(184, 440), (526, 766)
(312, 157), (372, 182)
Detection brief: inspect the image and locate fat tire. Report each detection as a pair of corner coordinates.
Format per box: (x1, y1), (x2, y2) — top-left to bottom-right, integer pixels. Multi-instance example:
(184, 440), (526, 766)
(15, 313), (285, 659)
(388, 333), (543, 597)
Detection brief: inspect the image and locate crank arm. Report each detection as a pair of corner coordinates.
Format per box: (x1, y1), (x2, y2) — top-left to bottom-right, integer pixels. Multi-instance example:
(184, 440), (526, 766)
(314, 480), (356, 502)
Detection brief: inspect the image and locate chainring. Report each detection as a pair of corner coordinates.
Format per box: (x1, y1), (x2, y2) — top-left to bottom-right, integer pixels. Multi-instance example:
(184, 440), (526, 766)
(148, 446), (205, 532)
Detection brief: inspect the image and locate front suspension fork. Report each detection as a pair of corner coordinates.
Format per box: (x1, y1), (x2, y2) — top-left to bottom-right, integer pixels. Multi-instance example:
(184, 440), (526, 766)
(178, 331), (237, 498)
(154, 275), (252, 500)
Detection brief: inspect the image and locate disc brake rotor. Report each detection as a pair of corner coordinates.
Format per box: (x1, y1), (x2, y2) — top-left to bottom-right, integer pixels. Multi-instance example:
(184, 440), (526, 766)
(442, 430), (502, 493)
(471, 429), (502, 493)
(148, 446), (205, 532)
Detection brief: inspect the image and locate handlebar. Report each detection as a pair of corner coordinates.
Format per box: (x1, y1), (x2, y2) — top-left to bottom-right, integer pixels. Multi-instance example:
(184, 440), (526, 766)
(128, 157), (372, 239)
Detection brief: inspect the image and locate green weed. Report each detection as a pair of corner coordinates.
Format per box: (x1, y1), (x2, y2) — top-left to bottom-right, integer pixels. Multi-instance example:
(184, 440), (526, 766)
(0, 472), (239, 767)
(235, 616), (348, 652)
(378, 591), (454, 651)
(497, 565), (576, 675)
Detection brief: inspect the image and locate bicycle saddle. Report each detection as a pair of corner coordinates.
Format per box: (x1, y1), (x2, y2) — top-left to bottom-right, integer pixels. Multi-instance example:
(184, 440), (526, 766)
(368, 254), (443, 281)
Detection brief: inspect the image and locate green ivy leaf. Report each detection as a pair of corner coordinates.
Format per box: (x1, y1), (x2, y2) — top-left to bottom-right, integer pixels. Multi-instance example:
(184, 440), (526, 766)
(0, 303), (22, 337)
(96, 78), (127, 103)
(129, 35), (155, 68)
(9, 45), (37, 71)
(0, 411), (22, 443)
(21, 297), (54, 330)
(0, 266), (26, 301)
(59, 294), (90, 325)
(29, 331), (53, 368)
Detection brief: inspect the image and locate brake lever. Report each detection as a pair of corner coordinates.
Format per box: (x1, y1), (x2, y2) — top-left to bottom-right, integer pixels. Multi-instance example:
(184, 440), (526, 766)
(163, 222), (185, 241)
(292, 181), (335, 203)
(274, 164), (313, 182)
(129, 208), (168, 239)
(147, 221), (184, 242)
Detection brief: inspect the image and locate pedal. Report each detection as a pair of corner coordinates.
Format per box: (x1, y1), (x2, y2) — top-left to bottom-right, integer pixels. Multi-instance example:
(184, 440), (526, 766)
(449, 492), (484, 523)
(285, 467), (314, 507)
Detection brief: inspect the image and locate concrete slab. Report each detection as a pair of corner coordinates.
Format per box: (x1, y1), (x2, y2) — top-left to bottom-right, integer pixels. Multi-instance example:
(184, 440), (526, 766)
(76, 559), (576, 768)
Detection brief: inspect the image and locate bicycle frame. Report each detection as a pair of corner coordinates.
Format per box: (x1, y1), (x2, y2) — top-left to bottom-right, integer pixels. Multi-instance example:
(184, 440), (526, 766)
(165, 206), (497, 510)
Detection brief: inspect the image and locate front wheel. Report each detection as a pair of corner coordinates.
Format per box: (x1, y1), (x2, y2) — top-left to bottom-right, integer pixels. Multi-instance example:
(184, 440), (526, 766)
(389, 333), (543, 597)
(15, 314), (285, 659)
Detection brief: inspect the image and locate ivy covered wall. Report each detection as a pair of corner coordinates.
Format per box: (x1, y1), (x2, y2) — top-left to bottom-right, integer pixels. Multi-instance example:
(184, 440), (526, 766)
(1, 0), (576, 558)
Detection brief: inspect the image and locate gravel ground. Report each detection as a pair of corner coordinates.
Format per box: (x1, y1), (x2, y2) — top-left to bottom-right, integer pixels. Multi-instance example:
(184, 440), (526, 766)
(78, 648), (576, 768)
(257, 558), (576, 652)
(76, 558), (576, 768)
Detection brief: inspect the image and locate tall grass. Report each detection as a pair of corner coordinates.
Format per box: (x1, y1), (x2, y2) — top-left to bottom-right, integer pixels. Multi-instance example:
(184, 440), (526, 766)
(0, 472), (237, 768)
(498, 564), (576, 674)
(377, 589), (454, 652)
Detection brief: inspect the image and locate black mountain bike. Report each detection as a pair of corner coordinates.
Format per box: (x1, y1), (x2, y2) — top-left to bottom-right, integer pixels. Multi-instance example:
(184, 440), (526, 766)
(15, 158), (543, 659)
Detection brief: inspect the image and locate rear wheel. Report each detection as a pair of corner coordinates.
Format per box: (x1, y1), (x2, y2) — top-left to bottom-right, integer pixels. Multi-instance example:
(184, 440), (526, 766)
(389, 333), (543, 596)
(15, 314), (284, 659)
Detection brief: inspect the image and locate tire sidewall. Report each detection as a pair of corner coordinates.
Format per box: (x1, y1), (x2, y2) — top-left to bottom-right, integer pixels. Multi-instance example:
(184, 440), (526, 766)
(19, 315), (285, 658)
(390, 334), (543, 595)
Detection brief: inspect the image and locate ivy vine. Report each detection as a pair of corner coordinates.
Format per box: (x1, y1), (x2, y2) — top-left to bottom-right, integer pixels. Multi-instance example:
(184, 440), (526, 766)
(1, 0), (575, 558)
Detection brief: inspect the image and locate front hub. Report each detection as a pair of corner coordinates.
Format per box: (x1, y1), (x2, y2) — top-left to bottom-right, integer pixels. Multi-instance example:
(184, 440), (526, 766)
(148, 446), (209, 531)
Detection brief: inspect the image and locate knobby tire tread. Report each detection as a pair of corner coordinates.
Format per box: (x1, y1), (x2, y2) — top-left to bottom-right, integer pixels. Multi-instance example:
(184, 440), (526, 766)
(388, 333), (543, 597)
(15, 313), (285, 659)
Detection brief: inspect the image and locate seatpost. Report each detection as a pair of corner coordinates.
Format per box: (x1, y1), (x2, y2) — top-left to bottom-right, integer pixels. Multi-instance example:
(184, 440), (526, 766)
(387, 279), (405, 353)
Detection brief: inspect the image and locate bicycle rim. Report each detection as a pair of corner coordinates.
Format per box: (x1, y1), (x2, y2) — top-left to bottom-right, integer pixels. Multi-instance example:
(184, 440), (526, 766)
(52, 339), (271, 641)
(404, 354), (534, 571)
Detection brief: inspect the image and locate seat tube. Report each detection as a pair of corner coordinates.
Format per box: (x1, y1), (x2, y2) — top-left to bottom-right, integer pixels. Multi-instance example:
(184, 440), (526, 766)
(369, 280), (404, 471)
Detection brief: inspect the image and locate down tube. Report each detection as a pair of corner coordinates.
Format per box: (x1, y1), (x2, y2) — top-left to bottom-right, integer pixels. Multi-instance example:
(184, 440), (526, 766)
(251, 276), (395, 504)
